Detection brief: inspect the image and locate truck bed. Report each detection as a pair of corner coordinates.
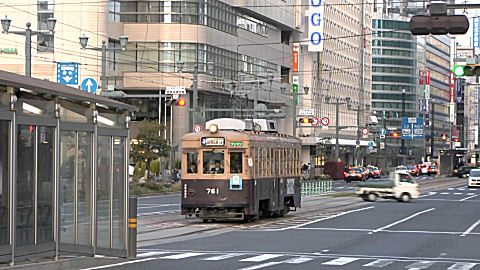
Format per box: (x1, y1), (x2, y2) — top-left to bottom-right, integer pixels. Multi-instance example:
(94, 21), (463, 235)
(356, 181), (394, 189)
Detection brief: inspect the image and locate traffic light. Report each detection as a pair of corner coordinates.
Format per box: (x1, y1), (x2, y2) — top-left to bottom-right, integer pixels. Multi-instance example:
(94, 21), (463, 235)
(392, 132), (399, 138)
(299, 117), (312, 124)
(454, 138), (459, 142)
(409, 15), (469, 35)
(452, 65), (480, 77)
(441, 133), (447, 141)
(177, 98), (186, 106)
(168, 96), (186, 106)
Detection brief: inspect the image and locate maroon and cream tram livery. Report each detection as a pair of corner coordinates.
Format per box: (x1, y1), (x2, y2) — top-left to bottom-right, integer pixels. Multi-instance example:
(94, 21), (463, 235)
(181, 118), (302, 222)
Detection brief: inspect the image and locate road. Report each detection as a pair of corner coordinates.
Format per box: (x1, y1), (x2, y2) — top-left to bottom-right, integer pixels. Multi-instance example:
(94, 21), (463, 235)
(79, 176), (480, 270)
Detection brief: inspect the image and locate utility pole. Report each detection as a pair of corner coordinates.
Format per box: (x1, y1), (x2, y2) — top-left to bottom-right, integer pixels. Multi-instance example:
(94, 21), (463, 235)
(431, 99), (435, 161)
(193, 65), (198, 126)
(402, 89), (406, 165)
(335, 101), (340, 161)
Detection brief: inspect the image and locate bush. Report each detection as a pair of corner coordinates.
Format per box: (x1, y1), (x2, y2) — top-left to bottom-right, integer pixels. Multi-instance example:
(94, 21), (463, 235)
(129, 179), (182, 195)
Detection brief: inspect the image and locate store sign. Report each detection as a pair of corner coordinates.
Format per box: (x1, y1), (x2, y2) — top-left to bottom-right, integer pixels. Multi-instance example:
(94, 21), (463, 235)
(450, 71), (455, 103)
(308, 0), (324, 52)
(201, 137), (225, 146)
(0, 48), (18, 55)
(426, 70), (430, 85)
(293, 43), (300, 72)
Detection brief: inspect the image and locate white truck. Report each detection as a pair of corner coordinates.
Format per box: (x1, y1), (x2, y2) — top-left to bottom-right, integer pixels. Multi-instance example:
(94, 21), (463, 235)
(356, 172), (420, 202)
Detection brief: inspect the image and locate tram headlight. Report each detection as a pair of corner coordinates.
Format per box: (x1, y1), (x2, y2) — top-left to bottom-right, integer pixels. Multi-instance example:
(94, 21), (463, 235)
(209, 124), (218, 134)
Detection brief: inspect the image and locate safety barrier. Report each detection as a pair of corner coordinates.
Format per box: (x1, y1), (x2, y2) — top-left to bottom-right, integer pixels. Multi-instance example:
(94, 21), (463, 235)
(301, 180), (334, 196)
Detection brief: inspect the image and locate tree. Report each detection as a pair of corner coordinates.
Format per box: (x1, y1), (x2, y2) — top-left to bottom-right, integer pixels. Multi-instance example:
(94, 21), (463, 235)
(130, 120), (169, 178)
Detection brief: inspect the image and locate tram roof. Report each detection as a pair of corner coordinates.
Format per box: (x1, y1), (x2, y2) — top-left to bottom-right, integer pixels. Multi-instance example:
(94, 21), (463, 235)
(182, 129), (300, 144)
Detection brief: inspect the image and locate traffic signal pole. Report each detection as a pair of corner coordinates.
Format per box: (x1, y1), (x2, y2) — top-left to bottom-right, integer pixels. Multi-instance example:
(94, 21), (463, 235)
(431, 100), (435, 160)
(402, 89), (406, 165)
(335, 101), (340, 161)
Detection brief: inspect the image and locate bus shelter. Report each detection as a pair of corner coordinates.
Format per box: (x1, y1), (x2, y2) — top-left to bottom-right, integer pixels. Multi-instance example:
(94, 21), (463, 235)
(0, 70), (136, 265)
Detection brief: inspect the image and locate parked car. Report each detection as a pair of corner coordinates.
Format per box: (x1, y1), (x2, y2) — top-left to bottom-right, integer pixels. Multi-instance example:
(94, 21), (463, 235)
(344, 168), (366, 183)
(458, 166), (476, 178)
(468, 169), (480, 188)
(407, 166), (419, 176)
(427, 165), (438, 176)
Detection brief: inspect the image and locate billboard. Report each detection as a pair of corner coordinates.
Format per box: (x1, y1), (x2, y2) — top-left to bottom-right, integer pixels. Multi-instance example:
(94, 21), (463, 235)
(308, 0), (324, 52)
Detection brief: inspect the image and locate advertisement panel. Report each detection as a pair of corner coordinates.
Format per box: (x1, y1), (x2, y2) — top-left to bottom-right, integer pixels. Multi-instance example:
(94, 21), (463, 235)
(308, 0), (324, 52)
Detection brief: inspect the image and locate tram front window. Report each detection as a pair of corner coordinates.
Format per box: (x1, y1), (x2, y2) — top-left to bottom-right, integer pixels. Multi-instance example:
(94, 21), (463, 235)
(230, 152), (243, 174)
(203, 150), (224, 174)
(186, 153), (198, 174)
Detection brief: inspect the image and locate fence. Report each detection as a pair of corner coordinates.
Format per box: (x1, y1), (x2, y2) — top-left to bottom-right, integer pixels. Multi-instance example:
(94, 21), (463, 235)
(301, 180), (334, 196)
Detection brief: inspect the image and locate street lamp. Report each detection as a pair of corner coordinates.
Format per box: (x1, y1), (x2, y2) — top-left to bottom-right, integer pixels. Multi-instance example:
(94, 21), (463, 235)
(79, 34), (128, 93)
(176, 60), (184, 72)
(1, 15), (57, 77)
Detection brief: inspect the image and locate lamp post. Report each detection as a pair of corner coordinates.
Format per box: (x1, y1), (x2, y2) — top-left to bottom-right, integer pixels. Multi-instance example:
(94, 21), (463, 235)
(79, 34), (128, 93)
(281, 85), (310, 137)
(1, 15), (57, 77)
(401, 88), (406, 165)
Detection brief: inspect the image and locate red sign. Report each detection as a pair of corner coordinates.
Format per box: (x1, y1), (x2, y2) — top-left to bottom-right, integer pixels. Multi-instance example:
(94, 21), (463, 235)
(425, 70), (430, 85)
(419, 70), (424, 85)
(450, 71), (455, 103)
(293, 44), (300, 73)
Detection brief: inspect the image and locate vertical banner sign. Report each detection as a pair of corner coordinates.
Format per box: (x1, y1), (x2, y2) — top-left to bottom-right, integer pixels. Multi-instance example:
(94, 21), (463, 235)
(474, 17), (480, 48)
(293, 76), (299, 105)
(456, 78), (462, 103)
(450, 71), (455, 104)
(425, 70), (430, 100)
(419, 70), (424, 85)
(293, 43), (300, 73)
(308, 0), (324, 52)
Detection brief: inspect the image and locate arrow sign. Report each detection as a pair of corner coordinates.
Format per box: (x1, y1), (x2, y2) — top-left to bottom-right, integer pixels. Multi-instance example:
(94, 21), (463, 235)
(81, 78), (98, 94)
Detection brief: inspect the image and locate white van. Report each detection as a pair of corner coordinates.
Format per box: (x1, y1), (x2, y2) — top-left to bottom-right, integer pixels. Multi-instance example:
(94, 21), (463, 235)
(468, 169), (480, 188)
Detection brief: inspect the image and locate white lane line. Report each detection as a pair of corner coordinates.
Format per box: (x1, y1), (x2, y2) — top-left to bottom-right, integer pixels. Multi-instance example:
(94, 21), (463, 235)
(284, 257), (315, 264)
(454, 193), (463, 195)
(460, 195), (478, 202)
(235, 262), (283, 270)
(279, 206), (375, 231)
(461, 218), (480, 237)
(457, 188), (466, 191)
(160, 252), (206, 259)
(448, 188), (455, 190)
(362, 259), (396, 267)
(441, 192), (450, 195)
(467, 193), (475, 195)
(202, 253), (243, 261)
(239, 254), (284, 262)
(419, 192), (437, 198)
(447, 262), (477, 270)
(322, 257), (360, 266)
(137, 251), (169, 258)
(369, 208), (435, 234)
(295, 227), (462, 235)
(406, 260), (435, 269)
(80, 258), (157, 269)
(295, 227), (371, 232)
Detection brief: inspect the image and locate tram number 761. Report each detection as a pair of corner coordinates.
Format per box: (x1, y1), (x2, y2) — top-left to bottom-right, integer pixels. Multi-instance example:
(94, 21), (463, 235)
(206, 188), (219, 195)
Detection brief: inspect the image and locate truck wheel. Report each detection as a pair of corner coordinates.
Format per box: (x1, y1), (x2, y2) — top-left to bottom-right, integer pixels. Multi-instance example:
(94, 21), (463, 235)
(366, 193), (377, 202)
(399, 193), (411, 202)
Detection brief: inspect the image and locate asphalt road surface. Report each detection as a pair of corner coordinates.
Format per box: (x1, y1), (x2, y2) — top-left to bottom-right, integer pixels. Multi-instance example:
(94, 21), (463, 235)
(83, 178), (480, 270)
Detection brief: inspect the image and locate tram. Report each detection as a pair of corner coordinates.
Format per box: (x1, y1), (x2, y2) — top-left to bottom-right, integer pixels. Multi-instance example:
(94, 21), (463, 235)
(181, 118), (302, 222)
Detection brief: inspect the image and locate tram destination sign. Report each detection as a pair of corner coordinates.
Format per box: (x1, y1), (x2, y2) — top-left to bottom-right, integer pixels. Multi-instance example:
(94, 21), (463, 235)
(201, 137), (225, 146)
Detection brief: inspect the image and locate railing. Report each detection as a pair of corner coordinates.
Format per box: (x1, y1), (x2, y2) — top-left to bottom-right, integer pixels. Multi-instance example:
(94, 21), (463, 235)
(301, 180), (333, 196)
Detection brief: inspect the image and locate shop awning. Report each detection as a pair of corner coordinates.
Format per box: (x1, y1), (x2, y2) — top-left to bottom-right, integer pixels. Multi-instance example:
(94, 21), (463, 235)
(317, 138), (376, 147)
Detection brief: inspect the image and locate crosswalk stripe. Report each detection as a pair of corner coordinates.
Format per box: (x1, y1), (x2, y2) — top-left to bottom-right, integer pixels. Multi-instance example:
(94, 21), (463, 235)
(447, 262), (477, 270)
(239, 254), (283, 262)
(467, 193), (475, 196)
(454, 193), (463, 195)
(362, 259), (396, 267)
(322, 257), (360, 266)
(406, 261), (435, 269)
(457, 188), (466, 190)
(137, 251), (168, 258)
(441, 192), (449, 195)
(284, 257), (315, 264)
(448, 188), (455, 190)
(159, 252), (206, 260)
(202, 253), (243, 261)
(235, 261), (283, 270)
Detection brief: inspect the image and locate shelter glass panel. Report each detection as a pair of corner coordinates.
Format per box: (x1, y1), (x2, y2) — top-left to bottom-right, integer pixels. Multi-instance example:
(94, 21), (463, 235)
(97, 136), (111, 248)
(16, 125), (35, 246)
(77, 132), (92, 246)
(37, 126), (54, 243)
(60, 131), (76, 244)
(0, 121), (8, 245)
(112, 137), (125, 250)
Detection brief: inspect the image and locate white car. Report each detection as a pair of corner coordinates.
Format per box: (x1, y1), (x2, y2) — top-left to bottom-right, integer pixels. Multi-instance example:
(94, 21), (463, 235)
(395, 166), (408, 174)
(468, 169), (480, 188)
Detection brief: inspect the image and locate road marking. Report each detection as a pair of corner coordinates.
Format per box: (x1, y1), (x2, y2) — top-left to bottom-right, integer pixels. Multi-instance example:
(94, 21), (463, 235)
(461, 218), (480, 237)
(467, 193), (475, 195)
(441, 192), (450, 195)
(406, 260), (435, 269)
(284, 257), (315, 264)
(295, 227), (463, 235)
(202, 253), (243, 261)
(80, 258), (157, 269)
(235, 262), (283, 270)
(457, 188), (466, 190)
(363, 259), (396, 267)
(454, 193), (463, 195)
(279, 206), (375, 231)
(447, 262), (477, 270)
(460, 195), (478, 201)
(322, 257), (359, 265)
(419, 192), (437, 198)
(137, 251), (169, 258)
(369, 208), (435, 234)
(448, 188), (455, 190)
(295, 227), (371, 232)
(160, 252), (206, 259)
(239, 254), (283, 262)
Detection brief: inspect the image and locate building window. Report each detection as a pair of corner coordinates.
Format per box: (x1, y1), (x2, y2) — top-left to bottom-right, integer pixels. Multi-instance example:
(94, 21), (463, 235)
(237, 14), (267, 36)
(37, 0), (54, 52)
(108, 40), (120, 71)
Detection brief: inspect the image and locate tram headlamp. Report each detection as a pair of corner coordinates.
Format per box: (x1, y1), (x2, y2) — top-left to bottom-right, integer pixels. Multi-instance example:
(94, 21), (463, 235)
(209, 124), (218, 134)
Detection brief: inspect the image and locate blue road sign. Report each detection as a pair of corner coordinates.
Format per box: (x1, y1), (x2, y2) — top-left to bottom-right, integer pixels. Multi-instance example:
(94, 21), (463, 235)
(368, 141), (374, 147)
(379, 128), (386, 136)
(57, 62), (79, 85)
(356, 139), (360, 146)
(402, 117), (424, 139)
(81, 78), (98, 94)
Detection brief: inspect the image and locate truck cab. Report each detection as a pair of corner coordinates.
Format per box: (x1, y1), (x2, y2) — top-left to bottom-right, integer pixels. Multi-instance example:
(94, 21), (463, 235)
(356, 172), (420, 202)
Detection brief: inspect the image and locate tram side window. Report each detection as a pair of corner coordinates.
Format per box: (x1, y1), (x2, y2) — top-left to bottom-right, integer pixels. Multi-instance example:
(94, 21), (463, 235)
(203, 150), (224, 174)
(186, 153), (198, 174)
(254, 147), (258, 176)
(230, 152), (243, 174)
